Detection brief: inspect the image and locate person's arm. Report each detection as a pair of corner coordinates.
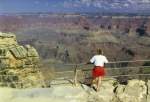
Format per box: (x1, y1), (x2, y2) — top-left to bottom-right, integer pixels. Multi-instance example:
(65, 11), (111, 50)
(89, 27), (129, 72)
(87, 56), (95, 64)
(104, 56), (108, 67)
(104, 56), (108, 63)
(86, 56), (95, 64)
(86, 62), (93, 64)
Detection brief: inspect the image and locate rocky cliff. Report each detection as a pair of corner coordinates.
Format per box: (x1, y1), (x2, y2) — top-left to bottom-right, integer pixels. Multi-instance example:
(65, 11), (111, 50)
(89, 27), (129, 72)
(0, 79), (150, 102)
(0, 32), (44, 88)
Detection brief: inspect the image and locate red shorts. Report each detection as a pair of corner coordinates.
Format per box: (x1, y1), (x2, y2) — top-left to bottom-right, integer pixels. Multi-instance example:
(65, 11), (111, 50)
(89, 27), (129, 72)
(92, 66), (105, 78)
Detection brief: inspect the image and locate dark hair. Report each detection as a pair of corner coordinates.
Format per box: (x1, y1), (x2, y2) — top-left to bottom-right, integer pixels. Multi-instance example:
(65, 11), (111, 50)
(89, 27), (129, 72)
(97, 48), (103, 54)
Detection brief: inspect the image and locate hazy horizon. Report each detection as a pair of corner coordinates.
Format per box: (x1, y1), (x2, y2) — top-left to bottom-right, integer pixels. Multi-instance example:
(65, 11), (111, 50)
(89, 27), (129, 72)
(0, 0), (150, 14)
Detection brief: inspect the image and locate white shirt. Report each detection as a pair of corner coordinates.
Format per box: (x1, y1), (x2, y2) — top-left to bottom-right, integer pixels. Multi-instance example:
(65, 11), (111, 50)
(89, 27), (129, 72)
(90, 55), (108, 67)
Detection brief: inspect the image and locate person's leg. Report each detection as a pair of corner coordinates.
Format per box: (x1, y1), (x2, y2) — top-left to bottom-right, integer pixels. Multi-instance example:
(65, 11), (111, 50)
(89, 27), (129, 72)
(91, 77), (96, 87)
(91, 77), (98, 91)
(91, 77), (99, 91)
(96, 76), (102, 91)
(91, 78), (94, 87)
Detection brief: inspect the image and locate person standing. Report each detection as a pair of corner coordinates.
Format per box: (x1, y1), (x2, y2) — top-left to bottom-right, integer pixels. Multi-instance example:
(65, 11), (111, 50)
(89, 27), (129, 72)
(88, 49), (108, 91)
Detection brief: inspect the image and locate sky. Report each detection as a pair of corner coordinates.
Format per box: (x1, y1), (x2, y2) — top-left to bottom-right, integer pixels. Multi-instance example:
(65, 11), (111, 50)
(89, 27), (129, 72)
(0, 0), (150, 13)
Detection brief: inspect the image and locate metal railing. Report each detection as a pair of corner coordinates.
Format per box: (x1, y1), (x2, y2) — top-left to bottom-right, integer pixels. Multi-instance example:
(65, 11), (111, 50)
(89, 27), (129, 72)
(53, 59), (150, 86)
(0, 59), (149, 88)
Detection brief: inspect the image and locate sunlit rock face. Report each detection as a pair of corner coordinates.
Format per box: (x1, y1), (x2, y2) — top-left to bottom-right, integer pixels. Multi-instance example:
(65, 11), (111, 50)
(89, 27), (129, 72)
(147, 80), (150, 102)
(114, 79), (147, 102)
(0, 32), (43, 88)
(0, 79), (150, 102)
(87, 78), (117, 102)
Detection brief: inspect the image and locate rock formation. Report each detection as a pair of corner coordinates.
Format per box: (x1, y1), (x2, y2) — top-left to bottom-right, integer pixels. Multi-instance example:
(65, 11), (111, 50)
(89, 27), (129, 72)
(0, 32), (44, 88)
(0, 79), (150, 102)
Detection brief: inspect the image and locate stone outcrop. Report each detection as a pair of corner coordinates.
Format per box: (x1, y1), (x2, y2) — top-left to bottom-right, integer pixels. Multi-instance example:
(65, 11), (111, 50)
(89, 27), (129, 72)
(1, 79), (150, 102)
(0, 32), (44, 88)
(147, 80), (150, 102)
(87, 78), (118, 102)
(0, 32), (17, 45)
(114, 79), (147, 102)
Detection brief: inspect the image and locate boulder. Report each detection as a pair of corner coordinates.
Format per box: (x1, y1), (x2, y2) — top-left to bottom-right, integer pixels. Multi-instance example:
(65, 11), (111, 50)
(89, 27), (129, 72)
(0, 32), (17, 45)
(0, 32), (43, 88)
(147, 80), (150, 102)
(115, 79), (147, 102)
(0, 79), (150, 102)
(147, 80), (150, 95)
(88, 78), (118, 102)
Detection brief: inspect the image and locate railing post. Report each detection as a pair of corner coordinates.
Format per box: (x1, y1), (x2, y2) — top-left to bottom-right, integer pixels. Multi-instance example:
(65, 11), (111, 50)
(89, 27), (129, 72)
(74, 64), (78, 86)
